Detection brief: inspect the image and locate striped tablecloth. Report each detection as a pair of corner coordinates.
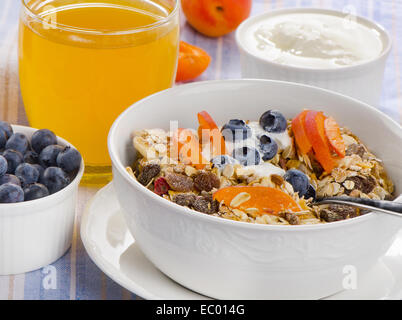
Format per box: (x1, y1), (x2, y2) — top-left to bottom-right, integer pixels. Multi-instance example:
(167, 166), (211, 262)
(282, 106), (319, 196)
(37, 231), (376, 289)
(0, 0), (401, 300)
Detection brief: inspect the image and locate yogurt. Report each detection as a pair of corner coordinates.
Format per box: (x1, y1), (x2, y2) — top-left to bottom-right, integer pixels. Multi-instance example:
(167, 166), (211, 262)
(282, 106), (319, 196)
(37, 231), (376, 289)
(237, 163), (286, 179)
(203, 120), (291, 179)
(247, 121), (291, 151)
(242, 12), (384, 69)
(227, 121), (291, 155)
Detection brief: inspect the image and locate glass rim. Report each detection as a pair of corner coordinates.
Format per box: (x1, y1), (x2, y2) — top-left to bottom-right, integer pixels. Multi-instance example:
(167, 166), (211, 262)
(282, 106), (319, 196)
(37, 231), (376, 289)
(21, 0), (179, 35)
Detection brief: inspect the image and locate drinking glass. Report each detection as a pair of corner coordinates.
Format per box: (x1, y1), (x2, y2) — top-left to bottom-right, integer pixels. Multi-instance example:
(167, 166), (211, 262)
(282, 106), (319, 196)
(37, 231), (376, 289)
(19, 0), (179, 185)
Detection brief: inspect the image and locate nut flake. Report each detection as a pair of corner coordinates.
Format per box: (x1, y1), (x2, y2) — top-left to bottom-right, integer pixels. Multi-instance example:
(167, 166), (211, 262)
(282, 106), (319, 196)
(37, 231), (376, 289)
(230, 192), (251, 208)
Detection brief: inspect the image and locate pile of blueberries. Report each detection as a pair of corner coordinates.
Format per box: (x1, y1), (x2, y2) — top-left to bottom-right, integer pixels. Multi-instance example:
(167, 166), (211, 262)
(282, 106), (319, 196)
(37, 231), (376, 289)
(219, 110), (288, 166)
(212, 110), (316, 200)
(0, 121), (82, 203)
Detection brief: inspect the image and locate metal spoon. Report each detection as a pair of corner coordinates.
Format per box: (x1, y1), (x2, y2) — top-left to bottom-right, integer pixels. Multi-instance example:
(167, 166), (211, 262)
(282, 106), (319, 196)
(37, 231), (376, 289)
(315, 196), (402, 218)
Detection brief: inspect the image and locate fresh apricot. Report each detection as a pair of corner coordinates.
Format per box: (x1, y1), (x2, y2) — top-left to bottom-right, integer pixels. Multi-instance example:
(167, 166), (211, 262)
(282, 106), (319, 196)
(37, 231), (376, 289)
(181, 0), (252, 37)
(197, 111), (228, 157)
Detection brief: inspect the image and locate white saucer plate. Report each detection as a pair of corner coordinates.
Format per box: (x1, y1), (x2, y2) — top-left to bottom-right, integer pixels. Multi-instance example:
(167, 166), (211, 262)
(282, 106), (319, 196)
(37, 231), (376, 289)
(81, 182), (402, 300)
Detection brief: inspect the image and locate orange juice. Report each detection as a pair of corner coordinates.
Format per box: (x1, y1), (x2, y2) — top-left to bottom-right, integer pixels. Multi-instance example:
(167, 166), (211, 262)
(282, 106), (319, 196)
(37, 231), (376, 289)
(19, 0), (179, 185)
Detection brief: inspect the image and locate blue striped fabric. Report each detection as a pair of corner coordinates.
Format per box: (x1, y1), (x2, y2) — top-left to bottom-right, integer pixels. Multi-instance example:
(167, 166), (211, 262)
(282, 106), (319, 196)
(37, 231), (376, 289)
(0, 0), (401, 300)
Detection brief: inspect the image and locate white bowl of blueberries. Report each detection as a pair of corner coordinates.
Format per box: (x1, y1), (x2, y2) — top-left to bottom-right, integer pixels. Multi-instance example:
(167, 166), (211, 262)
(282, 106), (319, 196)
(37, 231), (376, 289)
(0, 121), (83, 275)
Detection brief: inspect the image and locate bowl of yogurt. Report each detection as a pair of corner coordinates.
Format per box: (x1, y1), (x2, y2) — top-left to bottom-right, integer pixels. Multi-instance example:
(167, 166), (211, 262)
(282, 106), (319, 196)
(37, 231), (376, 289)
(236, 8), (392, 106)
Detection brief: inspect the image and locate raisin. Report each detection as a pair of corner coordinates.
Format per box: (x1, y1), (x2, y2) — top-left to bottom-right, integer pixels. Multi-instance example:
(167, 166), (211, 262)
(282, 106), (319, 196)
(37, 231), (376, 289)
(193, 172), (220, 192)
(346, 144), (365, 158)
(137, 164), (160, 186)
(165, 173), (194, 192)
(280, 212), (300, 225)
(210, 199), (220, 213)
(200, 191), (213, 200)
(345, 176), (376, 195)
(329, 204), (357, 218)
(279, 158), (287, 170)
(173, 193), (196, 207)
(154, 177), (170, 196)
(320, 209), (342, 222)
(191, 195), (219, 214)
(311, 158), (324, 177)
(320, 205), (357, 222)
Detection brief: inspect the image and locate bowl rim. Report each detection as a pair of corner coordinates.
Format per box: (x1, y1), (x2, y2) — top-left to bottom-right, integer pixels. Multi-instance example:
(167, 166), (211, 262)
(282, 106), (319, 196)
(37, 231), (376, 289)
(235, 7), (393, 73)
(108, 79), (402, 231)
(0, 125), (84, 211)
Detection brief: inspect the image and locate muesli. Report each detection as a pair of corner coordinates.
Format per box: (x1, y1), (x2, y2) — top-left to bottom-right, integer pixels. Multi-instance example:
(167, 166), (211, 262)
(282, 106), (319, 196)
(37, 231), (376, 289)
(126, 109), (394, 225)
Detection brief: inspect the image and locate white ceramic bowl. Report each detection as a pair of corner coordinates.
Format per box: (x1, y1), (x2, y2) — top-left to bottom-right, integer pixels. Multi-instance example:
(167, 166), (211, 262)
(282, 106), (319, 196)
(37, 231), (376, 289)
(0, 125), (84, 275)
(236, 8), (392, 107)
(108, 80), (402, 299)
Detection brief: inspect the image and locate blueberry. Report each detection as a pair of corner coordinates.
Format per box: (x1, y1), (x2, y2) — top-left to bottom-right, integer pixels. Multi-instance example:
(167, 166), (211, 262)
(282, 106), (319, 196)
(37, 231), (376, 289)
(211, 155), (239, 170)
(5, 133), (29, 154)
(31, 129), (57, 154)
(284, 169), (310, 197)
(24, 183), (49, 201)
(259, 110), (287, 133)
(0, 130), (7, 149)
(259, 135), (278, 161)
(39, 145), (64, 167)
(0, 183), (24, 203)
(2, 149), (23, 174)
(233, 147), (261, 166)
(0, 174), (21, 186)
(41, 167), (70, 194)
(23, 150), (39, 164)
(15, 163), (40, 187)
(304, 184), (316, 200)
(0, 155), (7, 176)
(32, 164), (45, 181)
(221, 120), (252, 142)
(0, 121), (13, 139)
(56, 146), (82, 173)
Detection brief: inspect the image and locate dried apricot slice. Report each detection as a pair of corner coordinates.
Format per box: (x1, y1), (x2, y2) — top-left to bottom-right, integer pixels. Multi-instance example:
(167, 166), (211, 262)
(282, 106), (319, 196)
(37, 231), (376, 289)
(304, 111), (336, 173)
(197, 111), (228, 157)
(324, 116), (346, 158)
(292, 110), (312, 154)
(176, 41), (211, 82)
(213, 186), (301, 216)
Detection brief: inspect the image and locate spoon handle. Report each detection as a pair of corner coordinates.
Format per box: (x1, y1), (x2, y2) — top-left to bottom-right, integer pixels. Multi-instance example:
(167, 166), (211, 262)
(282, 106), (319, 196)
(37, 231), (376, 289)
(315, 196), (402, 217)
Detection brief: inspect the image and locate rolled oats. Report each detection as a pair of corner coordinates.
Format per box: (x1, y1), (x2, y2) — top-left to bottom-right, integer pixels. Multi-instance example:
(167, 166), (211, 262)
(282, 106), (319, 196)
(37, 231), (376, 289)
(130, 113), (395, 226)
(236, 167), (255, 177)
(222, 164), (234, 178)
(343, 180), (355, 190)
(126, 166), (135, 179)
(185, 165), (198, 177)
(282, 143), (295, 159)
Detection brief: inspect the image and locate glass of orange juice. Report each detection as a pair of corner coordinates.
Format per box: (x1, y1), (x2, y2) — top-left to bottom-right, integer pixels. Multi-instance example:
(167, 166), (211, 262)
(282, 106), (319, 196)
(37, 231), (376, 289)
(19, 0), (179, 185)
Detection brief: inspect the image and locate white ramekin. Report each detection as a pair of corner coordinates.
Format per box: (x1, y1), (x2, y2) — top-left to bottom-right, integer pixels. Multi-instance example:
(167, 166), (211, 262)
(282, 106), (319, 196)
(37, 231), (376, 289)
(236, 8), (392, 107)
(108, 79), (402, 300)
(0, 125), (84, 275)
